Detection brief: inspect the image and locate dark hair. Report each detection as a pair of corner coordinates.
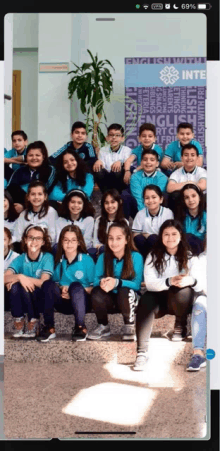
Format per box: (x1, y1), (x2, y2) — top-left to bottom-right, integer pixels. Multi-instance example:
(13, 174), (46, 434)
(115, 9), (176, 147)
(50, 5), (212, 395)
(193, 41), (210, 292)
(107, 123), (124, 136)
(143, 184), (163, 199)
(181, 143), (199, 157)
(104, 221), (137, 280)
(71, 121), (86, 133)
(4, 190), (19, 222)
(24, 181), (49, 221)
(59, 189), (95, 220)
(177, 123), (193, 133)
(4, 227), (13, 252)
(56, 149), (88, 192)
(150, 219), (190, 275)
(21, 225), (52, 254)
(55, 224), (87, 264)
(141, 148), (159, 161)
(176, 184), (205, 232)
(139, 123), (156, 136)
(98, 189), (125, 244)
(25, 141), (52, 184)
(11, 130), (28, 141)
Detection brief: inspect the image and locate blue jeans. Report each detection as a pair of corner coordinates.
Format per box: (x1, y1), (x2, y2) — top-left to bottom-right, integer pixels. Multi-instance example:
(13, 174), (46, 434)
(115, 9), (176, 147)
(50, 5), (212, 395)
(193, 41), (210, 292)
(191, 294), (207, 350)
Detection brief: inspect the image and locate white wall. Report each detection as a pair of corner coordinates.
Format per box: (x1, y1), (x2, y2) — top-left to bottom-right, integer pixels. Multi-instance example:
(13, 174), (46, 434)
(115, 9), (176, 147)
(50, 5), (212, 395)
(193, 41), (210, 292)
(13, 50), (38, 142)
(38, 14), (72, 154)
(71, 13), (206, 136)
(4, 14), (13, 149)
(13, 13), (38, 49)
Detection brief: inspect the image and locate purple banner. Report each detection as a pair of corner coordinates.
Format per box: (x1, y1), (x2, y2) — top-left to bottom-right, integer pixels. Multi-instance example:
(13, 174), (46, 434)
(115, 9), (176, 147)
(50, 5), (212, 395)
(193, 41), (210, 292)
(125, 58), (206, 164)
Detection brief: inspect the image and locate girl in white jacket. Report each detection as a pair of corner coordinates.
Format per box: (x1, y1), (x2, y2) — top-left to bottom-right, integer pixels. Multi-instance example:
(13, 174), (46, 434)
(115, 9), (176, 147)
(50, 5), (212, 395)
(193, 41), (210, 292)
(133, 219), (205, 371)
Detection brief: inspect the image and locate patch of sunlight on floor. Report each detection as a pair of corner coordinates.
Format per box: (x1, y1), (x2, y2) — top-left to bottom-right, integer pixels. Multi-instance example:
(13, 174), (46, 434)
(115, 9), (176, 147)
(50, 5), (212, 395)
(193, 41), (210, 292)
(62, 382), (157, 426)
(104, 338), (186, 388)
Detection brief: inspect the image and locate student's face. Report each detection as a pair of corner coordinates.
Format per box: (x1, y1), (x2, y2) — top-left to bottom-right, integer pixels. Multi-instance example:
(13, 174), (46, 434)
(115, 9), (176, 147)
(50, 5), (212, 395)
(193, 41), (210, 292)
(12, 135), (27, 152)
(177, 128), (194, 146)
(27, 187), (47, 210)
(68, 196), (84, 216)
(26, 149), (44, 169)
(141, 154), (159, 173)
(4, 232), (11, 254)
(144, 189), (163, 212)
(25, 229), (44, 254)
(62, 231), (78, 254)
(71, 128), (87, 146)
(139, 130), (156, 149)
(106, 129), (124, 148)
(162, 227), (181, 253)
(181, 148), (198, 171)
(183, 189), (200, 211)
(104, 195), (119, 216)
(108, 226), (127, 255)
(63, 153), (77, 174)
(4, 197), (9, 213)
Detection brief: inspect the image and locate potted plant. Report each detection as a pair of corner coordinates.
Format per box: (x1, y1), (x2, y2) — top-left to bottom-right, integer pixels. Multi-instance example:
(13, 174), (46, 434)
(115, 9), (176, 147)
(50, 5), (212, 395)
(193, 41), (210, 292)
(68, 49), (115, 153)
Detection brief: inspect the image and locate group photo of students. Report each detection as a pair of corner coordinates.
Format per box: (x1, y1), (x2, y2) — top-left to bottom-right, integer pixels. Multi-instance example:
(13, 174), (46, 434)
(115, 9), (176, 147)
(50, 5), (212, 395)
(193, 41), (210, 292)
(4, 120), (207, 373)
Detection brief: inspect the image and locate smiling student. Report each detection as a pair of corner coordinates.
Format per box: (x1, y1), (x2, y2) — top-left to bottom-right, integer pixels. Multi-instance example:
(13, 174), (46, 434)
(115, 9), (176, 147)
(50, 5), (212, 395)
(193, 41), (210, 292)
(88, 221), (143, 341)
(4, 225), (54, 339)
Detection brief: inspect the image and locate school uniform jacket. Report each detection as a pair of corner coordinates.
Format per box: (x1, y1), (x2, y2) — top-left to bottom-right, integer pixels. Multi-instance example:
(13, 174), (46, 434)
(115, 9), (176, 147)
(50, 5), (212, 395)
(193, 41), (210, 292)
(52, 253), (95, 288)
(94, 251), (144, 293)
(130, 169), (168, 211)
(13, 206), (58, 245)
(144, 252), (204, 293)
(7, 252), (54, 278)
(49, 141), (97, 167)
(7, 165), (56, 194)
(4, 147), (27, 171)
(132, 206), (174, 235)
(183, 211), (206, 240)
(55, 216), (94, 248)
(48, 173), (94, 202)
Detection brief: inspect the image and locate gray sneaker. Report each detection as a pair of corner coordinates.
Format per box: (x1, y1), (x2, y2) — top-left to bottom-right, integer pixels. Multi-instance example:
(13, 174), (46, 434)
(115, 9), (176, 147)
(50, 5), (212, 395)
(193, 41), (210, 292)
(87, 324), (110, 340)
(133, 353), (148, 371)
(23, 319), (39, 339)
(121, 324), (136, 341)
(13, 317), (25, 338)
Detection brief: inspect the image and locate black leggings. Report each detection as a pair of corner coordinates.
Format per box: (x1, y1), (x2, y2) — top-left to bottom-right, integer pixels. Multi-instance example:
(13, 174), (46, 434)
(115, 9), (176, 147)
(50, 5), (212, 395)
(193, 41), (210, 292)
(136, 286), (194, 353)
(91, 286), (137, 325)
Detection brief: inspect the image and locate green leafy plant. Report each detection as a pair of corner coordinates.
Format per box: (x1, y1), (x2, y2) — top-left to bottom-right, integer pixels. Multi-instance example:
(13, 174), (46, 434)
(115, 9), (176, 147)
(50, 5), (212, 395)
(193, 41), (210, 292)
(68, 49), (115, 151)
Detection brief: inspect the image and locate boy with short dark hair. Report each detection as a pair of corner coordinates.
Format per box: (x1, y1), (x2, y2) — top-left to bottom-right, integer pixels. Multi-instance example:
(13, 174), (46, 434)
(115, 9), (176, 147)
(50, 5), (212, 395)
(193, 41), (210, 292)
(161, 123), (203, 173)
(124, 123), (163, 185)
(93, 123), (132, 193)
(49, 121), (97, 170)
(4, 130), (28, 174)
(121, 149), (168, 218)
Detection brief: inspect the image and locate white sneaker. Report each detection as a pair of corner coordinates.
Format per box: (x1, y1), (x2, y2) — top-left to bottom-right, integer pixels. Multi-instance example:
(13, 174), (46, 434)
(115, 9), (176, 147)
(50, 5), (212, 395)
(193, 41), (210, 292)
(87, 324), (110, 340)
(13, 317), (25, 338)
(23, 319), (39, 338)
(133, 353), (149, 371)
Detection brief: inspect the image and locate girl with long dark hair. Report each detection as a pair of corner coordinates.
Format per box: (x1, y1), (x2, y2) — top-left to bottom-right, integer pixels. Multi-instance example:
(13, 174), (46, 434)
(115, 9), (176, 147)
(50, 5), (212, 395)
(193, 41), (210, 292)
(88, 220), (143, 341)
(133, 219), (205, 371)
(4, 190), (19, 242)
(38, 225), (95, 343)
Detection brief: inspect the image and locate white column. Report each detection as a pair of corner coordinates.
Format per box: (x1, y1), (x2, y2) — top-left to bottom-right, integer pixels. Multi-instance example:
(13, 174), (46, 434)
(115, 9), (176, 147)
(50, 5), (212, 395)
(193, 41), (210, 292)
(4, 13), (13, 150)
(38, 13), (72, 155)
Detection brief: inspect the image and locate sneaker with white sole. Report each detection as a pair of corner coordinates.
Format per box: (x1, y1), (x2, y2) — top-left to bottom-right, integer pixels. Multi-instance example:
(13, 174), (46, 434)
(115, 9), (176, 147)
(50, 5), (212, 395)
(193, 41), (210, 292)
(72, 326), (88, 342)
(121, 324), (136, 341)
(37, 326), (56, 343)
(23, 319), (39, 339)
(133, 353), (148, 371)
(13, 317), (25, 338)
(87, 324), (110, 340)
(187, 354), (206, 372)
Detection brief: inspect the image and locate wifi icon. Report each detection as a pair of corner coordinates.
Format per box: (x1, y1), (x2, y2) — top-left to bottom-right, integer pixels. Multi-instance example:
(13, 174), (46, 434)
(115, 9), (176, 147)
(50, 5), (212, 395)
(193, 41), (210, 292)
(143, 4), (149, 9)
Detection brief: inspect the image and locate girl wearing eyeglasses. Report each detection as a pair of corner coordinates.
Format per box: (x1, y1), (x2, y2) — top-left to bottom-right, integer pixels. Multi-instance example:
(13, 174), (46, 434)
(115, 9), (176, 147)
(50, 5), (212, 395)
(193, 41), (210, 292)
(4, 225), (54, 339)
(38, 225), (95, 343)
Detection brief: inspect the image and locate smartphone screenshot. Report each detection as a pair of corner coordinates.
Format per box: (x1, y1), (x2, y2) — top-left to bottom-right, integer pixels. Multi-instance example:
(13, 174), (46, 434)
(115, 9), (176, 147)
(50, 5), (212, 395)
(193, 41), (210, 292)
(1, 2), (219, 446)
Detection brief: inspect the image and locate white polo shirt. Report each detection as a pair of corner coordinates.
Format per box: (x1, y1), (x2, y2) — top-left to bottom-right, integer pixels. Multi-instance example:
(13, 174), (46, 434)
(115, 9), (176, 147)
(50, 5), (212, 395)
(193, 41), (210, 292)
(98, 144), (132, 172)
(55, 216), (94, 249)
(132, 206), (174, 235)
(14, 206), (58, 245)
(4, 249), (20, 271)
(169, 166), (207, 184)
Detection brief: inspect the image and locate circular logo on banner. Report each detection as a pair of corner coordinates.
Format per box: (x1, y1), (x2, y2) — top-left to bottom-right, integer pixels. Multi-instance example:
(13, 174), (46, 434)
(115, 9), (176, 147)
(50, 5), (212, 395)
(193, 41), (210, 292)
(75, 270), (84, 279)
